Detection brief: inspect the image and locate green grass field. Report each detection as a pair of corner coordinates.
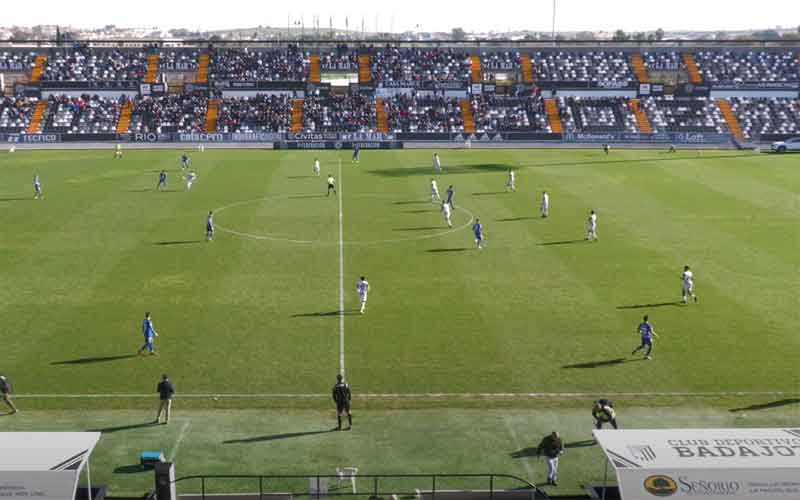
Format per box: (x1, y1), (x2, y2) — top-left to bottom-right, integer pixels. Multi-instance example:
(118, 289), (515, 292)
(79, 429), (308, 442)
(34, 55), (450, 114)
(0, 148), (798, 496)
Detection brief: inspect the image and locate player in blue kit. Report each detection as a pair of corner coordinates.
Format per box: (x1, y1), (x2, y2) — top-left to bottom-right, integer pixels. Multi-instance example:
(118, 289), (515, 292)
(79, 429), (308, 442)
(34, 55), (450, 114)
(472, 218), (484, 249)
(156, 170), (167, 191)
(632, 315), (659, 360)
(138, 312), (159, 356)
(446, 185), (455, 209)
(181, 153), (190, 170)
(352, 145), (360, 164)
(206, 211), (214, 241)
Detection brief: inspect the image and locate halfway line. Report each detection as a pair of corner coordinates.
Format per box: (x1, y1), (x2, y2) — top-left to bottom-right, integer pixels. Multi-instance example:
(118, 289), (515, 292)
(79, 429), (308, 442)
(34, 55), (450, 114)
(338, 159), (345, 377)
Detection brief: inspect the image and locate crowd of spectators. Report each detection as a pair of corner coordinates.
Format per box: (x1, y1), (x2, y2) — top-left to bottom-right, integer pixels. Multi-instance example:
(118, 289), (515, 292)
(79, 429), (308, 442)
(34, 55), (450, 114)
(128, 95), (207, 133)
(533, 51), (634, 84)
(216, 94), (293, 133)
(384, 93), (464, 133)
(471, 95), (550, 132)
(0, 96), (37, 132)
(641, 97), (727, 133)
(208, 48), (307, 81)
(0, 51), (36, 72)
(695, 50), (798, 84)
(44, 94), (122, 133)
(560, 97), (638, 133)
(159, 50), (199, 72)
(730, 97), (800, 139)
(303, 94), (375, 132)
(42, 49), (148, 81)
(371, 48), (470, 82)
(480, 52), (519, 81)
(642, 51), (684, 72)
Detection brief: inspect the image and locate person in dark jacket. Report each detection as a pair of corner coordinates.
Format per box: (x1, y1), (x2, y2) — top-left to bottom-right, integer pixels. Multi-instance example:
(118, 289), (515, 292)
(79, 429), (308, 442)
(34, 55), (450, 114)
(592, 399), (618, 429)
(155, 374), (174, 424)
(537, 431), (565, 486)
(0, 375), (18, 414)
(332, 374), (352, 431)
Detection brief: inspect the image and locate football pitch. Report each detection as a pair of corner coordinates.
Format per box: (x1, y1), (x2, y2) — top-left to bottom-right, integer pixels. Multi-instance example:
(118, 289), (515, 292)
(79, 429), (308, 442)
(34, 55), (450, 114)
(0, 147), (798, 495)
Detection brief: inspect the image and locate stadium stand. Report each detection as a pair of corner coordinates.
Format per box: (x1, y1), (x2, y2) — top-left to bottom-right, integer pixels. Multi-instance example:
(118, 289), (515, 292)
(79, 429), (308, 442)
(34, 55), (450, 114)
(0, 96), (37, 132)
(384, 94), (465, 132)
(480, 51), (519, 82)
(42, 48), (148, 81)
(216, 95), (293, 133)
(640, 97), (728, 133)
(471, 95), (551, 132)
(532, 51), (634, 84)
(642, 51), (685, 72)
(207, 48), (307, 81)
(559, 97), (638, 133)
(694, 50), (799, 84)
(0, 51), (36, 72)
(159, 50), (200, 72)
(729, 97), (800, 139)
(128, 95), (207, 133)
(370, 47), (471, 82)
(302, 94), (376, 132)
(43, 94), (122, 134)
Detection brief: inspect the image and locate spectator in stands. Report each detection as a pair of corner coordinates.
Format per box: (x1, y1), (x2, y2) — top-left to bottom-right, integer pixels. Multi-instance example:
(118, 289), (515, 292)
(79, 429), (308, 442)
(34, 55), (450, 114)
(537, 431), (564, 486)
(155, 374), (174, 425)
(1, 375), (18, 414)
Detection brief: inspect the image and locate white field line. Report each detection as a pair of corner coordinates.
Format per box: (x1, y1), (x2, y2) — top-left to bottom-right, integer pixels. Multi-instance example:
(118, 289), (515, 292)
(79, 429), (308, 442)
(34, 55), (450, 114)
(169, 421), (191, 461)
(14, 391), (798, 399)
(338, 159), (345, 377)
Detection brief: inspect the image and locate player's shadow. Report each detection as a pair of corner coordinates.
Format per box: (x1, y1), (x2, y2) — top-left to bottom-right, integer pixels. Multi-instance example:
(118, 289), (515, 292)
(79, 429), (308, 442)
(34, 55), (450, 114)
(616, 301), (682, 310)
(562, 358), (632, 369)
(88, 421), (159, 433)
(393, 200), (430, 205)
(539, 239), (586, 246)
(287, 175), (315, 179)
(369, 163), (512, 177)
(427, 248), (469, 253)
(125, 188), (153, 192)
(223, 429), (334, 444)
(288, 194), (328, 198)
(566, 440), (597, 448)
(52, 354), (137, 365)
(403, 209), (437, 213)
(113, 464), (150, 474)
(394, 226), (444, 231)
(292, 310), (360, 318)
(472, 191), (507, 196)
(729, 399), (800, 413)
(155, 240), (204, 246)
(510, 447), (538, 458)
(0, 197), (32, 202)
(497, 216), (538, 222)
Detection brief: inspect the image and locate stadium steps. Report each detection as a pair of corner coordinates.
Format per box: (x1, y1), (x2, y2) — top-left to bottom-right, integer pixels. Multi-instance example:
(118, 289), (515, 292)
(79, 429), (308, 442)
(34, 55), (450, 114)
(291, 99), (304, 133)
(116, 100), (133, 133)
(459, 99), (476, 134)
(716, 99), (744, 140)
(544, 98), (563, 134)
(309, 56), (321, 84)
(629, 99), (653, 134)
(196, 54), (210, 84)
(682, 53), (703, 84)
(376, 98), (389, 133)
(26, 100), (47, 134)
(520, 54), (534, 84)
(470, 55), (482, 84)
(30, 54), (47, 83)
(145, 54), (160, 84)
(630, 54), (649, 83)
(204, 99), (220, 133)
(358, 54), (371, 84)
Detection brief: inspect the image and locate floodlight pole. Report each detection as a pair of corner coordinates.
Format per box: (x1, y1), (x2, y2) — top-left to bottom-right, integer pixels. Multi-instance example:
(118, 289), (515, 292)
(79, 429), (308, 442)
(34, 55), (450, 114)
(551, 0), (557, 45)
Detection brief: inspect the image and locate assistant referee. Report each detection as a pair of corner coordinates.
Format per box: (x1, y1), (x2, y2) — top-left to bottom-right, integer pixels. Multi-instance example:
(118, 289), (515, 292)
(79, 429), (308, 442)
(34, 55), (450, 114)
(332, 374), (352, 431)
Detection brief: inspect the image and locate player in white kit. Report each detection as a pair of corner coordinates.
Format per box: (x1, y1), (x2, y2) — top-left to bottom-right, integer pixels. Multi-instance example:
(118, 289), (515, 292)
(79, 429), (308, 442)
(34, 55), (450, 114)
(114, 143), (122, 159)
(33, 174), (43, 200)
(441, 201), (452, 227)
(186, 171), (197, 191)
(681, 265), (698, 304)
(356, 276), (370, 314)
(541, 191), (550, 218)
(431, 179), (441, 202)
(506, 170), (516, 192)
(313, 158), (321, 176)
(586, 210), (597, 241)
(433, 153), (442, 172)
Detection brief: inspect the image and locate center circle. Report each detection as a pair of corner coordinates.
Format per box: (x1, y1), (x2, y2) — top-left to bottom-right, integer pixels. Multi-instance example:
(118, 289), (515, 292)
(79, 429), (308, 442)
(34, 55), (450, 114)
(214, 194), (475, 246)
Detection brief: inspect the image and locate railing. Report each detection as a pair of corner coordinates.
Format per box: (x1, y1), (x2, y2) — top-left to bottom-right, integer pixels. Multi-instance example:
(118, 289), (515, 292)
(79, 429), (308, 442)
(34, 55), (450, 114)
(173, 473), (547, 500)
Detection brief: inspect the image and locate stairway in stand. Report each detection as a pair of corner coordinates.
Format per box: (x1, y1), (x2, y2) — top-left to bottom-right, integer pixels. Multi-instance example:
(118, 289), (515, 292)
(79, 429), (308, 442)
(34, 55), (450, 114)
(716, 99), (744, 140)
(116, 100), (133, 133)
(630, 54), (649, 83)
(145, 54), (160, 84)
(26, 100), (48, 134)
(375, 99), (389, 133)
(291, 99), (304, 133)
(682, 53), (703, 84)
(629, 99), (653, 134)
(459, 100), (476, 134)
(196, 54), (210, 84)
(358, 55), (371, 84)
(204, 99), (220, 133)
(470, 56), (481, 84)
(30, 55), (47, 83)
(544, 99), (563, 134)
(520, 54), (534, 85)
(309, 56), (321, 84)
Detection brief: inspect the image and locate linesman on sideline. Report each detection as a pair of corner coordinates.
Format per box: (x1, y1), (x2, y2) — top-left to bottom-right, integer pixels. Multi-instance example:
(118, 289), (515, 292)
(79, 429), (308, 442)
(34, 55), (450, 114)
(592, 399), (618, 430)
(0, 375), (18, 415)
(332, 374), (352, 431)
(155, 374), (174, 424)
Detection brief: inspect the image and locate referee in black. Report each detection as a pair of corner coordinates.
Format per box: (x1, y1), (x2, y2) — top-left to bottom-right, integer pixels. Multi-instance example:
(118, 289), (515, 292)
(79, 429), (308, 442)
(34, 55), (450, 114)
(332, 374), (352, 431)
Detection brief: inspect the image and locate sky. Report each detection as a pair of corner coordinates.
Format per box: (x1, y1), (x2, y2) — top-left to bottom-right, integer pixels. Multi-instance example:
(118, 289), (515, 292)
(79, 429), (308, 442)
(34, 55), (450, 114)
(3, 0), (799, 33)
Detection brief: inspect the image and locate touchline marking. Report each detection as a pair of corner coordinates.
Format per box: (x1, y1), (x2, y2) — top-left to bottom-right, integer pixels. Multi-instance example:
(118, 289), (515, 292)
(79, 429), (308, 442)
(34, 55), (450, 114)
(169, 421), (191, 461)
(338, 159), (345, 378)
(15, 391), (798, 399)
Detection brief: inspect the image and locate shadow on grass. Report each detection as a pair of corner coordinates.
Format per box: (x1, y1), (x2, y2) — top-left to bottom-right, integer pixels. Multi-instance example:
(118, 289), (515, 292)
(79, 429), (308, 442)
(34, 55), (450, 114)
(369, 163), (513, 177)
(88, 421), (158, 433)
(394, 226), (444, 231)
(426, 248), (469, 253)
(403, 208), (437, 214)
(616, 301), (682, 310)
(223, 429), (334, 444)
(392, 200), (430, 205)
(0, 197), (33, 202)
(729, 399), (800, 413)
(510, 447), (538, 459)
(113, 464), (150, 474)
(154, 240), (204, 246)
(291, 310), (360, 318)
(287, 175), (315, 179)
(539, 239), (586, 246)
(52, 354), (137, 365)
(472, 191), (508, 196)
(497, 216), (538, 222)
(288, 194), (328, 198)
(566, 439), (597, 448)
(562, 358), (630, 369)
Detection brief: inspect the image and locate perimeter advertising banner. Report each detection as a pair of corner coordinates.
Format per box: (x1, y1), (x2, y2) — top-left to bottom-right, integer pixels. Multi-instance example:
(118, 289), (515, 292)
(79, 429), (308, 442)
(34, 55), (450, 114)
(595, 429), (800, 500)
